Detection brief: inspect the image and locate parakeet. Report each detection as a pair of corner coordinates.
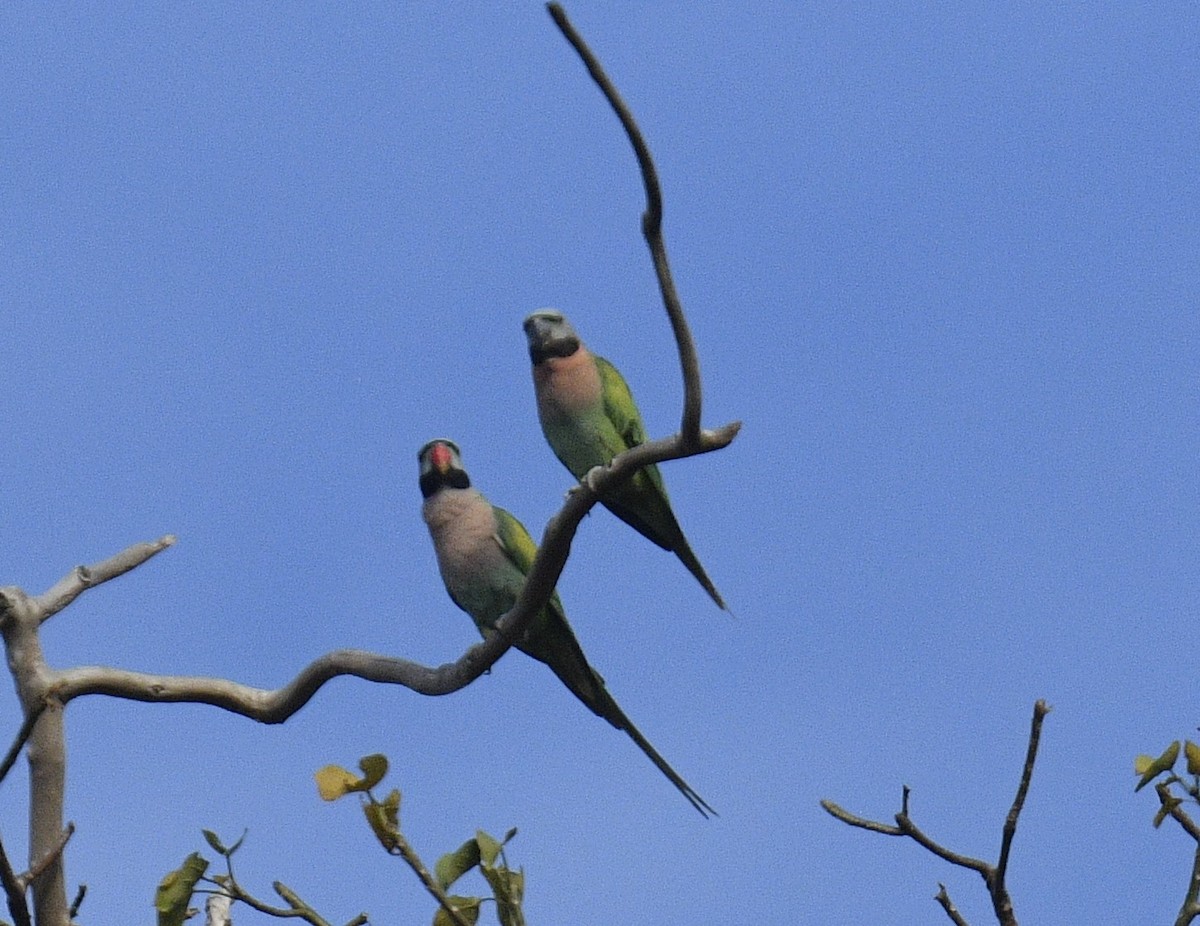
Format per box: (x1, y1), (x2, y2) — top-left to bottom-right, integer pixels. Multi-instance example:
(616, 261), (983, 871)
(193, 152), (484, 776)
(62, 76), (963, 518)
(418, 438), (713, 817)
(522, 309), (727, 610)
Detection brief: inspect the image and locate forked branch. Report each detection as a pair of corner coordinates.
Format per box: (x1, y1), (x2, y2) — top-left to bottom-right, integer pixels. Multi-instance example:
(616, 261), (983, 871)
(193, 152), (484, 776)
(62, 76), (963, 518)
(822, 700), (1051, 926)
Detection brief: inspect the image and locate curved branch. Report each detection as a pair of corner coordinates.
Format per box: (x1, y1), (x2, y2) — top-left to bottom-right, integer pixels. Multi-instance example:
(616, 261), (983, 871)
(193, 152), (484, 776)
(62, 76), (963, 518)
(52, 425), (741, 721)
(548, 3), (704, 444)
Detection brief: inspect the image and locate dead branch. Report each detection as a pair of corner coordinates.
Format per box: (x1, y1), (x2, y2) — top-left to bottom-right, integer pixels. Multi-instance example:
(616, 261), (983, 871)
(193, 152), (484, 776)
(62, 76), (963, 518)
(547, 3), (708, 445)
(822, 700), (1051, 926)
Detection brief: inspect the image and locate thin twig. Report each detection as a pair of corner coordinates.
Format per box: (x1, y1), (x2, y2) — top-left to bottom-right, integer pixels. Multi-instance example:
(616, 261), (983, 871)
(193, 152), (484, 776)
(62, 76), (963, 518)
(68, 883), (87, 920)
(1158, 782), (1200, 842)
(996, 700), (1049, 885)
(20, 822), (75, 890)
(894, 811), (990, 876)
(0, 831), (31, 926)
(0, 702), (45, 786)
(819, 800), (902, 836)
(208, 875), (331, 925)
(387, 832), (473, 926)
(35, 535), (176, 620)
(547, 3), (705, 443)
(935, 883), (971, 926)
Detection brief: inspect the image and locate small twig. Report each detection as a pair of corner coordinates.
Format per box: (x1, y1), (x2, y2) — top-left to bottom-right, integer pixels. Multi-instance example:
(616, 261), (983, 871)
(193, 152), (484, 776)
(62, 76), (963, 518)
(547, 3), (704, 443)
(819, 799), (902, 836)
(35, 535), (176, 620)
(935, 883), (971, 926)
(0, 702), (45, 786)
(386, 832), (473, 926)
(894, 808), (990, 875)
(0, 831), (32, 926)
(208, 874), (331, 925)
(996, 700), (1050, 885)
(20, 822), (75, 890)
(1158, 782), (1200, 842)
(68, 882), (87, 919)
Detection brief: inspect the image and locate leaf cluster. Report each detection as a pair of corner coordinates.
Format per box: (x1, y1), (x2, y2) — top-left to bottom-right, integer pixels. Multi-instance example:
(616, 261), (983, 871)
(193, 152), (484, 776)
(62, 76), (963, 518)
(317, 754), (524, 926)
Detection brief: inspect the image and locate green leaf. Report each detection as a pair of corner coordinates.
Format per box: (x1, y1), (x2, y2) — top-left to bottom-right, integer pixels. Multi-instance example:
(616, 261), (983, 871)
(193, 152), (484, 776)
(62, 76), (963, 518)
(358, 753), (389, 791)
(476, 830), (502, 867)
(364, 789), (402, 852)
(433, 896), (481, 926)
(502, 827), (518, 845)
(202, 829), (226, 855)
(1136, 741), (1181, 791)
(1186, 741), (1200, 777)
(483, 866), (525, 926)
(155, 852), (209, 926)
(435, 838), (482, 891)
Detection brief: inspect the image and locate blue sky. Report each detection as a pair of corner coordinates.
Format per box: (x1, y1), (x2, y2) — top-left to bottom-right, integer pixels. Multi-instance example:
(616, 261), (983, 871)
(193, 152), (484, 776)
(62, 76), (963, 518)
(2, 3), (1198, 923)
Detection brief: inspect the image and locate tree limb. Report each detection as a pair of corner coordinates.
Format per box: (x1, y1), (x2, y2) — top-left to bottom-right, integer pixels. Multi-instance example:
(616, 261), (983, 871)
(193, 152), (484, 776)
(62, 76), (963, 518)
(0, 831), (32, 926)
(822, 700), (1051, 926)
(386, 832), (474, 926)
(935, 883), (971, 926)
(35, 535), (176, 621)
(52, 425), (739, 720)
(0, 701), (45, 786)
(996, 700), (1050, 886)
(547, 3), (705, 444)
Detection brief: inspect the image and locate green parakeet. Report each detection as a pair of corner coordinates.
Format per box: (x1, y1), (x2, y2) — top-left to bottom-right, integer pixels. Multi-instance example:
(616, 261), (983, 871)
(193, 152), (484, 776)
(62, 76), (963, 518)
(418, 438), (713, 817)
(523, 309), (727, 610)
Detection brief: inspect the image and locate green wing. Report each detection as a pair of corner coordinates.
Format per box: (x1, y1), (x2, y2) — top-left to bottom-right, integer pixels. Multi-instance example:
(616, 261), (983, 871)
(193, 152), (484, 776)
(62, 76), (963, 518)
(596, 355), (647, 450)
(596, 354), (669, 499)
(492, 505), (567, 616)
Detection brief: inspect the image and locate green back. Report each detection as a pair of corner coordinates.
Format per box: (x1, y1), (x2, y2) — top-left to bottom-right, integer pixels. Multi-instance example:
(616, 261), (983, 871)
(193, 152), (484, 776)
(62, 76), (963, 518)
(596, 354), (668, 499)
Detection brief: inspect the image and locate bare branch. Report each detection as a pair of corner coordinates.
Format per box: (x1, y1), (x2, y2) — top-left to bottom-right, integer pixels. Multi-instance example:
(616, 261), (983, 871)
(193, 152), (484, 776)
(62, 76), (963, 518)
(68, 883), (87, 920)
(819, 799), (903, 836)
(1176, 844), (1200, 926)
(823, 701), (1050, 926)
(548, 3), (705, 443)
(386, 832), (474, 926)
(20, 822), (75, 891)
(1158, 782), (1200, 842)
(935, 883), (971, 926)
(894, 811), (990, 876)
(996, 700), (1050, 885)
(0, 701), (45, 786)
(0, 831), (31, 926)
(35, 535), (176, 620)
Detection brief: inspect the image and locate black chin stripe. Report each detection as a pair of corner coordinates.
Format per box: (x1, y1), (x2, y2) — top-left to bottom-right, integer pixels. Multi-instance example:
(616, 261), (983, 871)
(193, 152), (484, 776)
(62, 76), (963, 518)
(529, 337), (580, 365)
(419, 469), (471, 498)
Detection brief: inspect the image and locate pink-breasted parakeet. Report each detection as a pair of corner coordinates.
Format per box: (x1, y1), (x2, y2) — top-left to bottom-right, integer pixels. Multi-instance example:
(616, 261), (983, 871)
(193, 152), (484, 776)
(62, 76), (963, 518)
(418, 438), (713, 816)
(523, 310), (726, 610)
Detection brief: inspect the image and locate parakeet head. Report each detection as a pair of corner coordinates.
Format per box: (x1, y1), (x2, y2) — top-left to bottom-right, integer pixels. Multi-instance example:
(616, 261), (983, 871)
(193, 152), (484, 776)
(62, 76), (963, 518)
(523, 309), (581, 364)
(418, 438), (470, 497)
